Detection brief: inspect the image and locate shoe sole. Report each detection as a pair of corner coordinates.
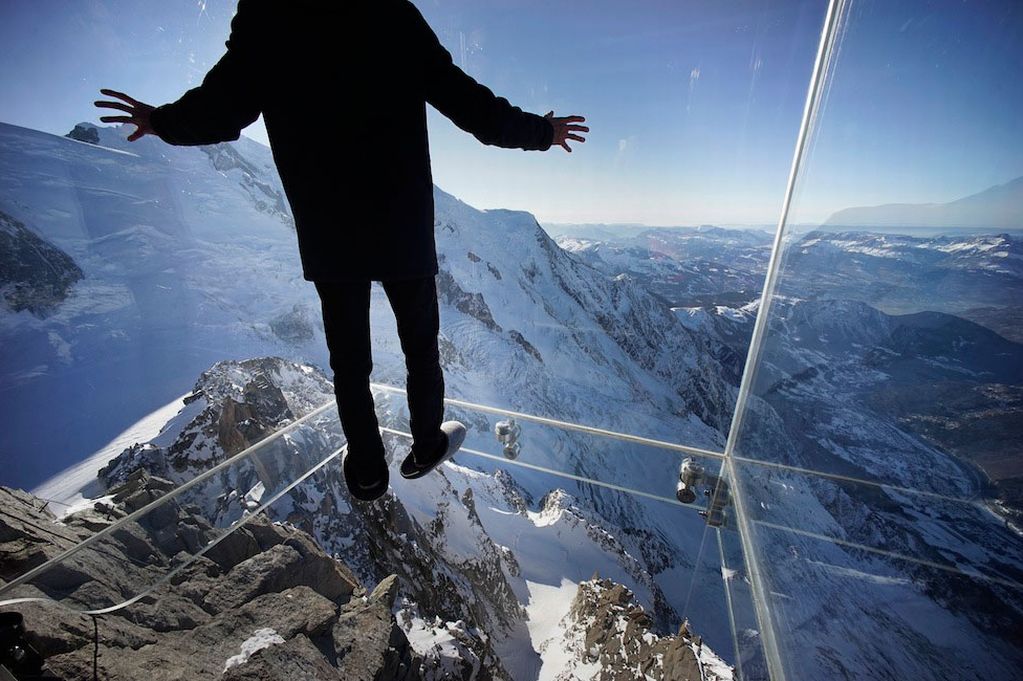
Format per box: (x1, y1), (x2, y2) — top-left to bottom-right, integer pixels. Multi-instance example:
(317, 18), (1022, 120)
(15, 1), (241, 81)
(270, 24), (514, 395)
(400, 423), (466, 480)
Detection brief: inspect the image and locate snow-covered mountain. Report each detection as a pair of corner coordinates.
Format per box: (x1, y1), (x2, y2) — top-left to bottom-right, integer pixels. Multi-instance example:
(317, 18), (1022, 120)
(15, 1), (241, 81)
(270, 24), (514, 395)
(557, 225), (1023, 342)
(0, 120), (735, 487)
(0, 120), (312, 490)
(677, 298), (1023, 680)
(4, 118), (1022, 680)
(557, 227), (772, 308)
(782, 231), (1023, 333)
(0, 121), (741, 679)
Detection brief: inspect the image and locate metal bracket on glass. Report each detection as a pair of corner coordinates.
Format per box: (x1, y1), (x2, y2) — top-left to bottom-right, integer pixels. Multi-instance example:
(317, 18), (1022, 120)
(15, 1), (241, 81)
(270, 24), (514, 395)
(676, 457), (731, 527)
(494, 418), (522, 460)
(0, 613), (45, 680)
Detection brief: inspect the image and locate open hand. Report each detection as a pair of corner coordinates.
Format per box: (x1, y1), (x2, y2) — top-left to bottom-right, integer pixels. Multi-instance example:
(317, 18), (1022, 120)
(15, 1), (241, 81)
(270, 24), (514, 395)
(544, 111), (588, 153)
(95, 89), (156, 142)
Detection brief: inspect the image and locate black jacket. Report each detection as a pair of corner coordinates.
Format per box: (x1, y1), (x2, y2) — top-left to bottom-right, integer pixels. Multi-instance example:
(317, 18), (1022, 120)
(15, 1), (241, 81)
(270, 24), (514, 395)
(150, 0), (554, 282)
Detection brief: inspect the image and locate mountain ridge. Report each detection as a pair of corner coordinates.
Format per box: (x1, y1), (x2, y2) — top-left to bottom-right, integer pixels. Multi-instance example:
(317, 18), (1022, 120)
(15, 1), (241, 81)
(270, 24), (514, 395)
(824, 175), (1023, 231)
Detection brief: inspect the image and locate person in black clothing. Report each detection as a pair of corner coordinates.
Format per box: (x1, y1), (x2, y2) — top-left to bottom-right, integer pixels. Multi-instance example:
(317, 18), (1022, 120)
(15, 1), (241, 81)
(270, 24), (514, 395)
(96, 0), (587, 501)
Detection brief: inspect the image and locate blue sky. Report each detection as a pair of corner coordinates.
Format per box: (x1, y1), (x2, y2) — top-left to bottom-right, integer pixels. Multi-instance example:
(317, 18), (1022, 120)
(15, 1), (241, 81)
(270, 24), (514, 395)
(0, 0), (1020, 225)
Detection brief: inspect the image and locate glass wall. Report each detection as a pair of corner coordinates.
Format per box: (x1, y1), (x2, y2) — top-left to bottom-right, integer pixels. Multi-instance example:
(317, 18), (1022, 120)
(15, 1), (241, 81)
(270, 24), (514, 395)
(728, 1), (1023, 680)
(2, 0), (1020, 679)
(1, 400), (762, 679)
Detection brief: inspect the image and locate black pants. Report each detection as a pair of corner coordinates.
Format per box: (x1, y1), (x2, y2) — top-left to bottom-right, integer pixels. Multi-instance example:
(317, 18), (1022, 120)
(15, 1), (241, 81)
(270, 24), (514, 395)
(314, 276), (445, 461)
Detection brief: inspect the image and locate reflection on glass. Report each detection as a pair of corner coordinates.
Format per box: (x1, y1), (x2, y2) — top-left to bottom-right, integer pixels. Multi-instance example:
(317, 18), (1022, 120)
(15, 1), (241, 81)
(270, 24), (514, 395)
(5, 0), (799, 665)
(727, 1), (1023, 679)
(3, 392), (757, 678)
(7, 0), (1017, 678)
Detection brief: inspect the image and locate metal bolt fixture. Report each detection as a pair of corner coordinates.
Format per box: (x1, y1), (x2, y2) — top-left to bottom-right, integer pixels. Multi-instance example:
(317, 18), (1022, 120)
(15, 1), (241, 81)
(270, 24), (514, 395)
(0, 612), (45, 677)
(676, 457), (731, 527)
(494, 418), (522, 460)
(676, 458), (705, 504)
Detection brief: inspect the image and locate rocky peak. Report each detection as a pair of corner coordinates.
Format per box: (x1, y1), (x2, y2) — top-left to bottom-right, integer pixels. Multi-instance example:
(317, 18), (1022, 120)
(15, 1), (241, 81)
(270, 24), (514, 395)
(99, 357), (337, 490)
(65, 123), (99, 145)
(563, 577), (733, 681)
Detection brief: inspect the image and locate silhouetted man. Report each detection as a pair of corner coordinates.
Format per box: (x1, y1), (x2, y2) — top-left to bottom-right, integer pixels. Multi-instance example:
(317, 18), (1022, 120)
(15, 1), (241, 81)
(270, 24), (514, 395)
(96, 0), (587, 501)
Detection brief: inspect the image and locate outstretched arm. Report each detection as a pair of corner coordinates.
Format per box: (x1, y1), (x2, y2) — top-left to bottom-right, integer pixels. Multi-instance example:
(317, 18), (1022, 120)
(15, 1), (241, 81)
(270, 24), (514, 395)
(403, 1), (587, 152)
(96, 0), (264, 145)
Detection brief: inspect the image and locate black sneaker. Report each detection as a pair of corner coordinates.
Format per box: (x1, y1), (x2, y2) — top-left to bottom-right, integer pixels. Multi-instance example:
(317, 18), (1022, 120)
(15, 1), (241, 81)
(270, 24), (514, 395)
(342, 445), (389, 501)
(400, 421), (467, 480)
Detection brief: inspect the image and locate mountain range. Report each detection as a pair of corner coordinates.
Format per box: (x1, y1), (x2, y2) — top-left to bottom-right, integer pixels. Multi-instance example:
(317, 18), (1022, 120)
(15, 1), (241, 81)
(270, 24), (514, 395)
(824, 176), (1023, 232)
(1, 120), (1021, 680)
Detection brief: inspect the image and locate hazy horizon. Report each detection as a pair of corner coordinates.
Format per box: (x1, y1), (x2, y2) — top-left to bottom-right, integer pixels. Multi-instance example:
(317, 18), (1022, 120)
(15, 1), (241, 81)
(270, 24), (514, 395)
(17, 116), (1023, 237)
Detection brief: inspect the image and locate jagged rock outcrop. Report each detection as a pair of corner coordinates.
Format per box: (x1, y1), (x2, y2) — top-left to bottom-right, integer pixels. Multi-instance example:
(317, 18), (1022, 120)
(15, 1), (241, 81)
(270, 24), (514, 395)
(9, 356), (732, 680)
(333, 575), (421, 681)
(561, 578), (732, 681)
(65, 123), (99, 145)
(0, 483), (429, 681)
(99, 357), (337, 495)
(436, 267), (502, 332)
(87, 357), (517, 679)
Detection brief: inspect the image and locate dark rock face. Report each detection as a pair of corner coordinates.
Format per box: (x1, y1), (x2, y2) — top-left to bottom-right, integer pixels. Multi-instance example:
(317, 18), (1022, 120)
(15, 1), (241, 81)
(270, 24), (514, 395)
(0, 210), (83, 317)
(333, 575), (421, 681)
(436, 268), (502, 332)
(65, 124), (99, 144)
(508, 329), (543, 363)
(222, 634), (343, 681)
(0, 484), (426, 681)
(203, 533), (355, 613)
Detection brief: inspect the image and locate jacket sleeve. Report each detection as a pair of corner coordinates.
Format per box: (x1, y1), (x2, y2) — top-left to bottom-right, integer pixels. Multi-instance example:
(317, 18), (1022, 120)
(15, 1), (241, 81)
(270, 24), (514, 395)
(401, 1), (554, 151)
(149, 0), (264, 146)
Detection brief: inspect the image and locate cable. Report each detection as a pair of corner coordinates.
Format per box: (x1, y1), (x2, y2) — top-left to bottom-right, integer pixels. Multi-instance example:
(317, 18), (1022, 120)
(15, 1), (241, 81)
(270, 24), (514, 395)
(378, 426), (687, 507)
(34, 496), (75, 510)
(372, 382), (725, 461)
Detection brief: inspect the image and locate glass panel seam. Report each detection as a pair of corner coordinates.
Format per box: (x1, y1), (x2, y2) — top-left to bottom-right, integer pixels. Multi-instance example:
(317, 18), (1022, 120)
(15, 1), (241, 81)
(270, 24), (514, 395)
(720, 1), (850, 680)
